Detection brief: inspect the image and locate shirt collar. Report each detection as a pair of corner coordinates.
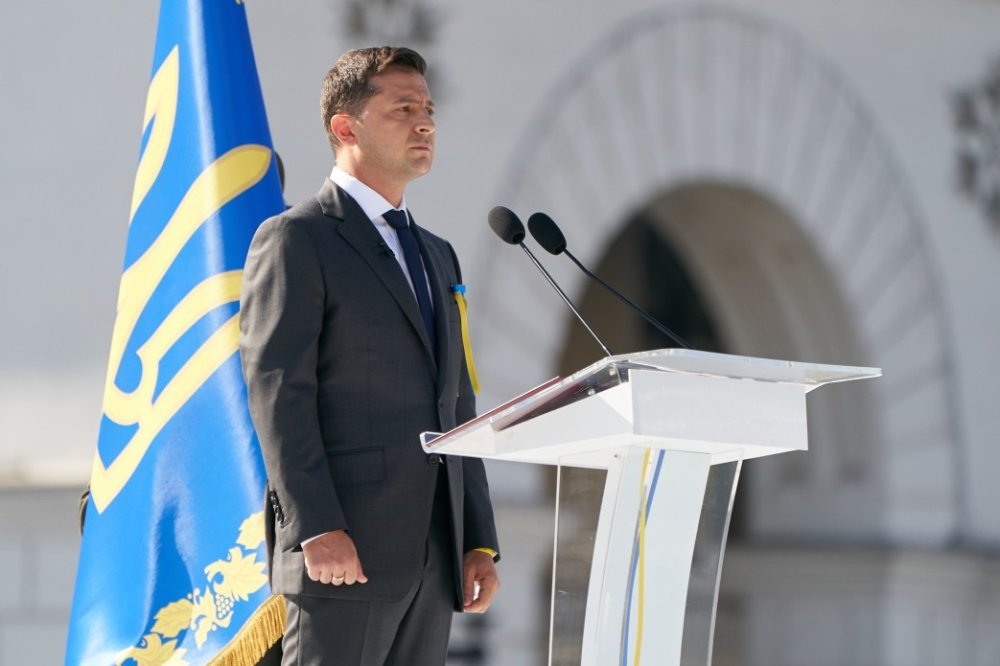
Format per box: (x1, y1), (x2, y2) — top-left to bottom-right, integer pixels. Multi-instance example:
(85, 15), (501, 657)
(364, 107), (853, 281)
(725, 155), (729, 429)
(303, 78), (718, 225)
(330, 166), (407, 223)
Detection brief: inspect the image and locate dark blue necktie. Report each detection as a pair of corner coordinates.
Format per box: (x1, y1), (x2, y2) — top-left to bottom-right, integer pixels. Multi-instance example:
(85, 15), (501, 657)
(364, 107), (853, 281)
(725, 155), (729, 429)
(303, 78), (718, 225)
(383, 209), (437, 354)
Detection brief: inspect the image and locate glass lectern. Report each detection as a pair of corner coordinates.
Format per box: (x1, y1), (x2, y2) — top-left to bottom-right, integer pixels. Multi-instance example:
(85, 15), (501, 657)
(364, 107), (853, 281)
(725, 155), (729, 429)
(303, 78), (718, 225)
(423, 349), (880, 666)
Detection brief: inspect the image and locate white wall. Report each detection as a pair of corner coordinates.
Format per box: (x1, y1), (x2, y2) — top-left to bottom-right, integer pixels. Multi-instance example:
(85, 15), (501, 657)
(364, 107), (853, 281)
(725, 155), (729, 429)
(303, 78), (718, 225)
(2, 0), (999, 663)
(0, 488), (81, 665)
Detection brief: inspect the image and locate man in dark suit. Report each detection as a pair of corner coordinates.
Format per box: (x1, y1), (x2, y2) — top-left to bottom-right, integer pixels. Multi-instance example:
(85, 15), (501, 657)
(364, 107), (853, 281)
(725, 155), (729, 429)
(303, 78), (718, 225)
(240, 47), (500, 665)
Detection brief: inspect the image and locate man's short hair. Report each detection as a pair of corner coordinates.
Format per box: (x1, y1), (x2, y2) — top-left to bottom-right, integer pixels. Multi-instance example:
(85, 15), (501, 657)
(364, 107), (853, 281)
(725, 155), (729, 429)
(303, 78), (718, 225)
(320, 47), (428, 150)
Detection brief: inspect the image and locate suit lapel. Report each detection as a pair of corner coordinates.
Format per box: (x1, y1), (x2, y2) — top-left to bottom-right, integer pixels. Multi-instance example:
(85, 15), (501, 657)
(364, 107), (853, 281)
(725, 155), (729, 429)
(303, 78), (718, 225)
(317, 180), (437, 367)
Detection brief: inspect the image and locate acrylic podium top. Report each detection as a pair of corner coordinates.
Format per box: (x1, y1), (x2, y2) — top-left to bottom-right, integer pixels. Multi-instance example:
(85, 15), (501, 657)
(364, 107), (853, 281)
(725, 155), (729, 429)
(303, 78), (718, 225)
(616, 348), (880, 386)
(421, 349), (881, 459)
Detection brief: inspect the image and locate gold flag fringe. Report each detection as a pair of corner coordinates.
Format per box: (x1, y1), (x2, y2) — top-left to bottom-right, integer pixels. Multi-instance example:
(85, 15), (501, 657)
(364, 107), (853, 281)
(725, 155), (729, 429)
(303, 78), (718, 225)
(207, 594), (285, 666)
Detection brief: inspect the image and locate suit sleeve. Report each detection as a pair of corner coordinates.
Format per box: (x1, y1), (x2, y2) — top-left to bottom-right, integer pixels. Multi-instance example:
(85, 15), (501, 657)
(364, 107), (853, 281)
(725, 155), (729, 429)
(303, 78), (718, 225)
(240, 217), (348, 551)
(448, 243), (501, 559)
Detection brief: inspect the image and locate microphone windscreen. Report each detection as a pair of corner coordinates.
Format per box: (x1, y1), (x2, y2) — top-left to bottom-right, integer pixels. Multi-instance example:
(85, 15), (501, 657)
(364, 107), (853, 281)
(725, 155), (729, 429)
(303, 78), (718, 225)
(527, 213), (567, 255)
(488, 206), (525, 244)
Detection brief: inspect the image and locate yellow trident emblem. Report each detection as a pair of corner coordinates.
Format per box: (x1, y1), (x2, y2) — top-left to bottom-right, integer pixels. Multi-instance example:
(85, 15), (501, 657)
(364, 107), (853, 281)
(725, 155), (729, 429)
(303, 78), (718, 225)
(90, 45), (271, 513)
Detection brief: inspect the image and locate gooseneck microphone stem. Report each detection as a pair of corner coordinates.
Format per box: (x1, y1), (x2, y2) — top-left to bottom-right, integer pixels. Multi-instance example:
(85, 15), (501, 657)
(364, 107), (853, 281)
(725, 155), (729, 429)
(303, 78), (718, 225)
(564, 249), (691, 349)
(527, 211), (692, 350)
(488, 205), (613, 358)
(519, 243), (613, 357)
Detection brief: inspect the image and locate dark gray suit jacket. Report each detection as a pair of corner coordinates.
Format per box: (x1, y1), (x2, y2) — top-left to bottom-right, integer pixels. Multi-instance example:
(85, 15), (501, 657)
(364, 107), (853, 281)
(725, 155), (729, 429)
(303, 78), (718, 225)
(239, 180), (499, 608)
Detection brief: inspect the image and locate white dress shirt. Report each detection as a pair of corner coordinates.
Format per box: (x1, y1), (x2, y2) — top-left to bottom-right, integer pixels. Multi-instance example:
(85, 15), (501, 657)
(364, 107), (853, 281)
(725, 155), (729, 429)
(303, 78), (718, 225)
(329, 166), (432, 300)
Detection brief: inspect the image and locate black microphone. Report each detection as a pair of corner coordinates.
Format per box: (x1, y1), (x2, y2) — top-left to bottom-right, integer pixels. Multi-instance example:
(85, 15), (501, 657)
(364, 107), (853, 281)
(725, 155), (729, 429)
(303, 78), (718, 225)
(488, 206), (613, 356)
(527, 212), (691, 349)
(378, 240), (394, 257)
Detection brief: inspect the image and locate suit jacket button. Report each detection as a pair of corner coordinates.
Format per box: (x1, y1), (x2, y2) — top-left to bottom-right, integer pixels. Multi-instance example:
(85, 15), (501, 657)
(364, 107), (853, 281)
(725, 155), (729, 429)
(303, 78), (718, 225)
(428, 454), (441, 465)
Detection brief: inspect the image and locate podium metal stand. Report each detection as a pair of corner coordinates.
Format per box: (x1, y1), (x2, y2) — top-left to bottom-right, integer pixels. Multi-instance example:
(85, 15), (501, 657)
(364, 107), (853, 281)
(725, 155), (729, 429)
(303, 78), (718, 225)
(422, 349), (880, 665)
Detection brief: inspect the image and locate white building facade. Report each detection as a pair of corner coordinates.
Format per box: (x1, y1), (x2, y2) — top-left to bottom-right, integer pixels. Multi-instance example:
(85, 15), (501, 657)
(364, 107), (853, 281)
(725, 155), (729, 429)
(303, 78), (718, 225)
(1, 1), (998, 663)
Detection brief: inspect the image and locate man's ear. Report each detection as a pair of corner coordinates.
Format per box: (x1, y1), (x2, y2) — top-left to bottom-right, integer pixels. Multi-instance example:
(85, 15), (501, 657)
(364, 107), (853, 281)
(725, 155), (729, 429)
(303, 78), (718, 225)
(330, 114), (356, 146)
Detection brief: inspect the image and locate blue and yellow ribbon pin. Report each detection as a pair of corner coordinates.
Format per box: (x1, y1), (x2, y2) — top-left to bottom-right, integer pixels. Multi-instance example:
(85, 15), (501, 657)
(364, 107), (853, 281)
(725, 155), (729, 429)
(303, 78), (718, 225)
(452, 284), (480, 394)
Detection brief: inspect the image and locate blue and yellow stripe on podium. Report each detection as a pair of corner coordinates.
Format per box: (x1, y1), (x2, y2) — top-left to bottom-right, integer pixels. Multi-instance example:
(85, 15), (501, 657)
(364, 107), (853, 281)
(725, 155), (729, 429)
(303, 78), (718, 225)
(622, 449), (667, 666)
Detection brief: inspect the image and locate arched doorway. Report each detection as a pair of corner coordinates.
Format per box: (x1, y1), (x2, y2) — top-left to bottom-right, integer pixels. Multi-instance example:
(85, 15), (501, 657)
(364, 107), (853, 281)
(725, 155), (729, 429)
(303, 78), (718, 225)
(475, 2), (961, 546)
(557, 182), (882, 542)
(471, 4), (966, 662)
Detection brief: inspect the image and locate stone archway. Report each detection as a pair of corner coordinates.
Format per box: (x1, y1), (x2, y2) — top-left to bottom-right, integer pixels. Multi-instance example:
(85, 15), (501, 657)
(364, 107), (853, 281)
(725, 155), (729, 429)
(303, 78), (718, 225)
(475, 3), (963, 544)
(557, 181), (882, 540)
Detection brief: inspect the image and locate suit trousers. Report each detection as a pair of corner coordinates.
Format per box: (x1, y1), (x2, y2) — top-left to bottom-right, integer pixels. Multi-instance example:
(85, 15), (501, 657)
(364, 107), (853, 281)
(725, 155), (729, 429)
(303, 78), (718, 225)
(281, 468), (456, 665)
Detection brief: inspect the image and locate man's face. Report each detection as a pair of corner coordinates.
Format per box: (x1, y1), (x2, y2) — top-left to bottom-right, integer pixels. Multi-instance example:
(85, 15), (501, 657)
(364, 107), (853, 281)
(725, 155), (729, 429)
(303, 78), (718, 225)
(349, 67), (435, 187)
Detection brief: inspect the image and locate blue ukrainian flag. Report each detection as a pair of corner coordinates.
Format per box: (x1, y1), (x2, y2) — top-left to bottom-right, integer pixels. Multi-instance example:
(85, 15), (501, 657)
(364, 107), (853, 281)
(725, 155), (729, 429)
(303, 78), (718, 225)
(66, 1), (285, 664)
